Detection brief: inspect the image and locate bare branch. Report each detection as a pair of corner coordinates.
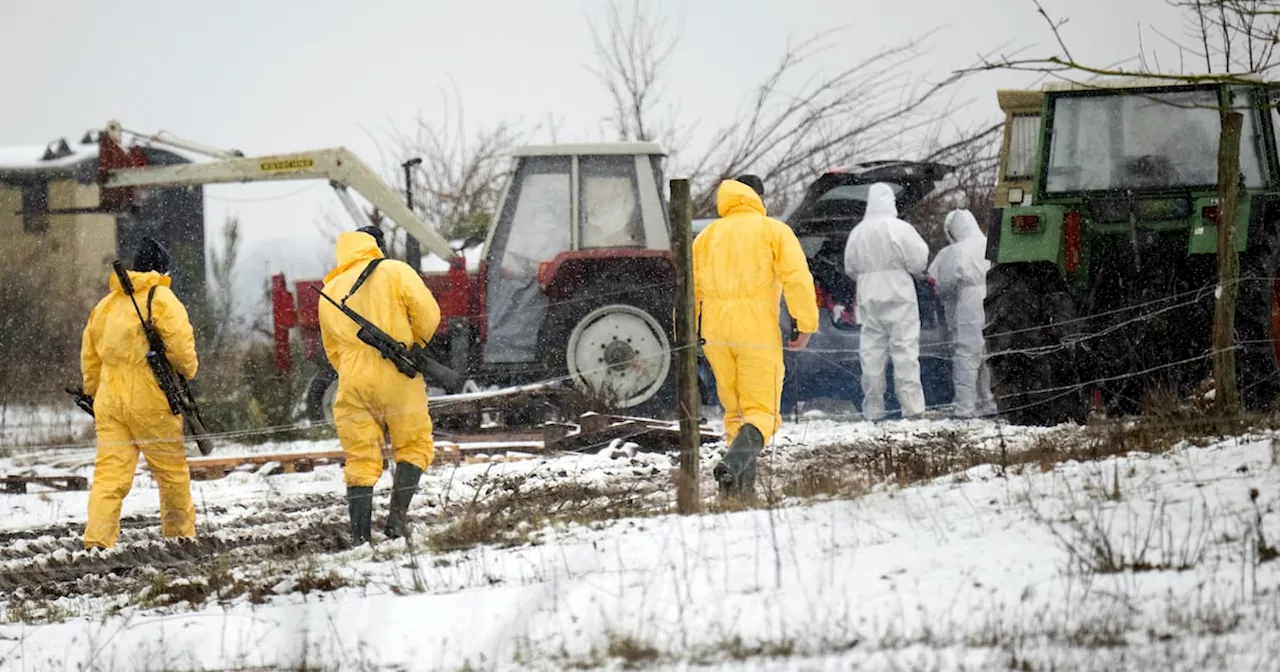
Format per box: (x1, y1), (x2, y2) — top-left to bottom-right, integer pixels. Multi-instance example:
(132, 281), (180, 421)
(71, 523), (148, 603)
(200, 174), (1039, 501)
(364, 83), (548, 251)
(1033, 0), (1075, 64)
(971, 0), (1280, 85)
(586, 0), (679, 143)
(586, 1), (999, 218)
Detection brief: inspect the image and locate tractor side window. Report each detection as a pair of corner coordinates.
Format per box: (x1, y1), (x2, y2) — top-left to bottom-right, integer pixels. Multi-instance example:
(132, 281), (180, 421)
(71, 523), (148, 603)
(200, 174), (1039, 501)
(1232, 87), (1268, 188)
(1005, 114), (1039, 180)
(500, 157), (571, 274)
(579, 155), (643, 248)
(1268, 89), (1280, 184)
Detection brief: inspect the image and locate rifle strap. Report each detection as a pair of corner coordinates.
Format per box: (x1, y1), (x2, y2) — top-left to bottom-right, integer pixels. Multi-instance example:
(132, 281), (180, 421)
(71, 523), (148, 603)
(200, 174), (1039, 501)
(146, 286), (157, 323)
(697, 300), (705, 346)
(342, 258), (385, 306)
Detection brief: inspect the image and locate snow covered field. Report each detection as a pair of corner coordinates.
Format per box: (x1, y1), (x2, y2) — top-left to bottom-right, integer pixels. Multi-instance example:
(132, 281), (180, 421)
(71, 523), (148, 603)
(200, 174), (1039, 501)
(2, 410), (1279, 671)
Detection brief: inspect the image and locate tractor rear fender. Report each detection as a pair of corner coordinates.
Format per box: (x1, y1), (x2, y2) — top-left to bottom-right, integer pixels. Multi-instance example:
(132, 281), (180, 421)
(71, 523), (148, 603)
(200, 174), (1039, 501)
(995, 204), (1068, 267)
(1184, 193), (1259, 255)
(537, 250), (675, 303)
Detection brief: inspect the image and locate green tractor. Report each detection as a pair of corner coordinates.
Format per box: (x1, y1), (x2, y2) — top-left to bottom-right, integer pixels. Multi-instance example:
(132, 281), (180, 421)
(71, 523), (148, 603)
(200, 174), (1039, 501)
(985, 76), (1280, 425)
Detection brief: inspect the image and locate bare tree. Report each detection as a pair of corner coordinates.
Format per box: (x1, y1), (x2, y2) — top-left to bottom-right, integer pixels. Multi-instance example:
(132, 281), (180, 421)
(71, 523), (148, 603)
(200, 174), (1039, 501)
(387, 85), (543, 244)
(903, 121), (1003, 251)
(973, 0), (1280, 82)
(586, 0), (679, 145)
(1161, 0), (1280, 74)
(316, 84), (555, 266)
(204, 214), (241, 358)
(585, 0), (1004, 218)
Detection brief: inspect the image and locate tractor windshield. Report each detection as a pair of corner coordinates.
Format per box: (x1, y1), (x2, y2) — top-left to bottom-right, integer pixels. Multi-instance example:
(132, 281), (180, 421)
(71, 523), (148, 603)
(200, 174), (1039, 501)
(1045, 87), (1267, 194)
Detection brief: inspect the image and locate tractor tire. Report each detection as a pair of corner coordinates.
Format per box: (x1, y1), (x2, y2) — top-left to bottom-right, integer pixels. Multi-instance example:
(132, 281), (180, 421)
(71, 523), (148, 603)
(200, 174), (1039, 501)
(305, 365), (338, 425)
(541, 285), (676, 419)
(1236, 220), (1280, 412)
(984, 263), (1089, 426)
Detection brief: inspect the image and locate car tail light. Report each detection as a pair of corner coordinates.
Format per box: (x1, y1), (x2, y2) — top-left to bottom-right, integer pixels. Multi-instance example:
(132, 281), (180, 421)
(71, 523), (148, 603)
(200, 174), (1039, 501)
(1012, 214), (1041, 234)
(1064, 211), (1083, 273)
(814, 286), (827, 308)
(1203, 205), (1220, 225)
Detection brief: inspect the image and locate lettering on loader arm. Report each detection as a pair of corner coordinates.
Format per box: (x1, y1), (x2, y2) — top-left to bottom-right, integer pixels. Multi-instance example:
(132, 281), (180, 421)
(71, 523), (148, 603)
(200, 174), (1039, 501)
(259, 157), (315, 172)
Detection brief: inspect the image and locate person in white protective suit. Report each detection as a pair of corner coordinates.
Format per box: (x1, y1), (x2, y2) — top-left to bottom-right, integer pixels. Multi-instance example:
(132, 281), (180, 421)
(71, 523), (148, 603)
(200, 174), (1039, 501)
(843, 183), (930, 420)
(928, 209), (997, 418)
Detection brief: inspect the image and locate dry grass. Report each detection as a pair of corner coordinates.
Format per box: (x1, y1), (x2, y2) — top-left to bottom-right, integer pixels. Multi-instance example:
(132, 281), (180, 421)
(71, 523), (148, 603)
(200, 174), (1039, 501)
(773, 413), (1261, 498)
(427, 476), (661, 553)
(137, 556), (347, 610)
(604, 634), (661, 667)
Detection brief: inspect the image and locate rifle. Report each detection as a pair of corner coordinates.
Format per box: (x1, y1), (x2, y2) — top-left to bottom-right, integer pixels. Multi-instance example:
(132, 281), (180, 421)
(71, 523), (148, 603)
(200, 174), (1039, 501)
(311, 285), (464, 394)
(111, 260), (215, 456)
(66, 386), (95, 418)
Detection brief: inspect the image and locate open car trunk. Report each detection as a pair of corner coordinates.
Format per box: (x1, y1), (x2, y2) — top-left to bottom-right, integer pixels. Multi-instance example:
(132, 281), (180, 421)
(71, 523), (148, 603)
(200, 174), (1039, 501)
(783, 160), (954, 325)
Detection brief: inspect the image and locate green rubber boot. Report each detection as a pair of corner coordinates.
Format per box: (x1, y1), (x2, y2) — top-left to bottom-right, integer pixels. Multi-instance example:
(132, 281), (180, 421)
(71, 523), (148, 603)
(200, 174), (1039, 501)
(385, 461), (424, 540)
(713, 423), (764, 499)
(347, 486), (374, 545)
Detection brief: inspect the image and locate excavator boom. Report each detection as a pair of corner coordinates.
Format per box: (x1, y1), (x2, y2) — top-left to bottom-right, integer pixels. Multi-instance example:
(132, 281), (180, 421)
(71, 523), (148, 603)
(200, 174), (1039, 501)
(93, 121), (460, 261)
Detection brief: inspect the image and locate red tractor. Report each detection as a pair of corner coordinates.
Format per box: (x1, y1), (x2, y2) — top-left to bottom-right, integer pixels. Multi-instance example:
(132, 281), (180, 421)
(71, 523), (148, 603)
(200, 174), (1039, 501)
(271, 143), (684, 424)
(59, 122), (687, 426)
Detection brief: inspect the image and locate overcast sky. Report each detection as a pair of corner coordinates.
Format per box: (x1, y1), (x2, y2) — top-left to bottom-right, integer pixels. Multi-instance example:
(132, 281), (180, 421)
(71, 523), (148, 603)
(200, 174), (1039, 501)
(1, 0), (1188, 316)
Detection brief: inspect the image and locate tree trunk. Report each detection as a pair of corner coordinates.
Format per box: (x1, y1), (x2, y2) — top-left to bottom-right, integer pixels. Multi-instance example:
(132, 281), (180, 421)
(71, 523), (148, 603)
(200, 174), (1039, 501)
(668, 178), (701, 514)
(1213, 111), (1244, 415)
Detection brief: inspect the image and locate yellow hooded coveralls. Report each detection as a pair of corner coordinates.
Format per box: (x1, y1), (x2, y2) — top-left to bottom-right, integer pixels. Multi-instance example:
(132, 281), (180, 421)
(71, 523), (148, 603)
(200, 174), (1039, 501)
(693, 180), (819, 444)
(318, 232), (442, 486)
(81, 270), (199, 549)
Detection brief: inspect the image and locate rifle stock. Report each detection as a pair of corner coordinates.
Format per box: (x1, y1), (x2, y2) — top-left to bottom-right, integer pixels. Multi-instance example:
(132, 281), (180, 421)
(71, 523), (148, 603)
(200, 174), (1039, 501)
(111, 260), (214, 456)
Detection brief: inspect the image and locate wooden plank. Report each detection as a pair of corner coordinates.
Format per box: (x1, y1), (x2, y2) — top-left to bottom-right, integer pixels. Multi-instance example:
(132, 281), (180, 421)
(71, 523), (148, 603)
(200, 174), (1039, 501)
(428, 384), (569, 419)
(545, 412), (722, 455)
(1, 475), (90, 494)
(182, 438), (548, 482)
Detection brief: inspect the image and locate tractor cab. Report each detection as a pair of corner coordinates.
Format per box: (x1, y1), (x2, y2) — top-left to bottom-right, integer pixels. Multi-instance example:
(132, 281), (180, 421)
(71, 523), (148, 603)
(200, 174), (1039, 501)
(478, 143), (669, 372)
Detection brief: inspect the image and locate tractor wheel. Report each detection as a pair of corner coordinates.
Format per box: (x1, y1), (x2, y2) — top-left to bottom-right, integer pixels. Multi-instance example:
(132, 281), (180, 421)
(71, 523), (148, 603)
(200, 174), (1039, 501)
(305, 366), (338, 425)
(984, 263), (1089, 426)
(1236, 221), (1280, 412)
(542, 286), (676, 418)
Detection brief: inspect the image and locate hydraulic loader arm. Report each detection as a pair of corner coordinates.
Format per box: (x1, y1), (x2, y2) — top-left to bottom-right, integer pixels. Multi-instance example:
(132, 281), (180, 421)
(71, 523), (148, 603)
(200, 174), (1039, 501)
(94, 121), (459, 262)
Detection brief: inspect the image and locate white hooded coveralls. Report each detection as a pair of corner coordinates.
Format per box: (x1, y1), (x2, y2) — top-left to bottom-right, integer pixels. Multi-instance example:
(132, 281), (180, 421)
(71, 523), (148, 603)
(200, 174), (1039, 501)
(928, 209), (997, 418)
(843, 183), (930, 420)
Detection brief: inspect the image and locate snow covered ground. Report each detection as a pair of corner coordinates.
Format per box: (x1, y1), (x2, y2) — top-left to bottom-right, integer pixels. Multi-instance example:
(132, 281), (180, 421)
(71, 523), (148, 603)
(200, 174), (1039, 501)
(1, 410), (1279, 671)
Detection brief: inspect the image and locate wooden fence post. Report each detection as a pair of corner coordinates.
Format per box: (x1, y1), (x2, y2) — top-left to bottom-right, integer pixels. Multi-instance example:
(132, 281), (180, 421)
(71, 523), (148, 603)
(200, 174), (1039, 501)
(1213, 111), (1243, 415)
(669, 178), (700, 514)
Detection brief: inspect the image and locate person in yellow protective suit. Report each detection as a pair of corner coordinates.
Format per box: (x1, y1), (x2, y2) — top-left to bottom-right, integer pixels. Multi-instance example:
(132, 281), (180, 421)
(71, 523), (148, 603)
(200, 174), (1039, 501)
(318, 226), (442, 545)
(693, 176), (819, 497)
(81, 237), (198, 550)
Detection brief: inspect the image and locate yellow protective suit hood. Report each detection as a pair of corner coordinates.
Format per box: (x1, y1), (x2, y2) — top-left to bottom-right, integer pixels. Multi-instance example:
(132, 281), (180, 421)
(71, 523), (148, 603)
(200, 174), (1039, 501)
(716, 179), (768, 218)
(319, 231), (443, 487)
(693, 179), (819, 445)
(326, 230), (386, 283)
(81, 268), (199, 549)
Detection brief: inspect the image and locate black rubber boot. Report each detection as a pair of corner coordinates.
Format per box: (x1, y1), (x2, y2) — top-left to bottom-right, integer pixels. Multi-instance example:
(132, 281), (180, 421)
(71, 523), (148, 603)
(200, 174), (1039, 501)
(385, 461), (424, 540)
(714, 424), (764, 498)
(347, 486), (374, 545)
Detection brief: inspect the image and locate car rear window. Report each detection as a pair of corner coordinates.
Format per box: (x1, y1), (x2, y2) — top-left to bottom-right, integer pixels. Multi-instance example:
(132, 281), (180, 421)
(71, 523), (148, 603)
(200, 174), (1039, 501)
(817, 182), (904, 203)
